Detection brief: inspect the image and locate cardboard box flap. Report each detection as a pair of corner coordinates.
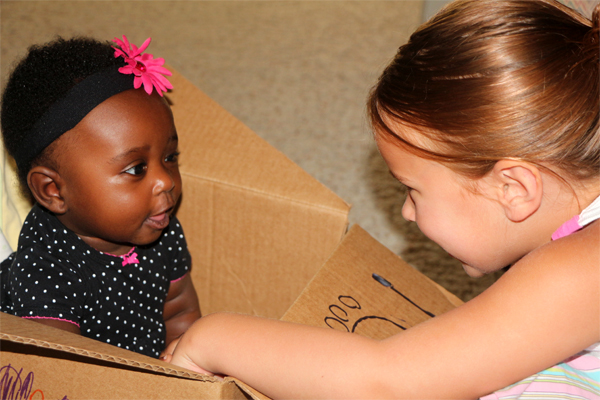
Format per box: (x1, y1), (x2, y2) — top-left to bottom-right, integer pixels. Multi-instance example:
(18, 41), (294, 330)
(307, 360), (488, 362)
(1, 314), (273, 399)
(169, 69), (351, 319)
(168, 68), (349, 214)
(229, 377), (271, 400)
(283, 225), (462, 339)
(0, 312), (208, 381)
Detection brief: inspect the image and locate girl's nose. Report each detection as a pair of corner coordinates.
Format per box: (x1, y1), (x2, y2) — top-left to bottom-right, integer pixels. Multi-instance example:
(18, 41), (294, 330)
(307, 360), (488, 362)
(401, 195), (416, 222)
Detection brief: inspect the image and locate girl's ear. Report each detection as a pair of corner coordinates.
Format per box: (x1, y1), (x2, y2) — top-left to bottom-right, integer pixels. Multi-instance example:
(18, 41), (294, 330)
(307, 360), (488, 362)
(27, 166), (68, 214)
(489, 160), (543, 222)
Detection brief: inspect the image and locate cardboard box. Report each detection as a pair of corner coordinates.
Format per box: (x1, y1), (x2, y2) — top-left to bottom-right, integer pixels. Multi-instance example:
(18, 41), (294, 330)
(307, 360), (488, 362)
(282, 225), (462, 337)
(0, 69), (461, 399)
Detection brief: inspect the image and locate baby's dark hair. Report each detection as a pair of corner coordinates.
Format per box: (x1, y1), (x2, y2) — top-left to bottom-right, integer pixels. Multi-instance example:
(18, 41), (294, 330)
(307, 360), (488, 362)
(1, 36), (125, 196)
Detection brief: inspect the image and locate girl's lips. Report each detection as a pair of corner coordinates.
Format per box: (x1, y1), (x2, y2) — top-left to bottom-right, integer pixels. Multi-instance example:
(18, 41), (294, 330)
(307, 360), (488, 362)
(147, 211), (170, 230)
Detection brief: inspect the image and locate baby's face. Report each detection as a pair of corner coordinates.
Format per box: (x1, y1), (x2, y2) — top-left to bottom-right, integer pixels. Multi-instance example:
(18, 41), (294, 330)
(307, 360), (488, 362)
(53, 89), (182, 255)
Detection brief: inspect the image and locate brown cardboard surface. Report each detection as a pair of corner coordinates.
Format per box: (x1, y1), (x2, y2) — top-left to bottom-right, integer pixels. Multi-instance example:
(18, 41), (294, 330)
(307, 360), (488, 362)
(0, 313), (252, 399)
(283, 225), (462, 339)
(1, 347), (246, 400)
(0, 312), (201, 380)
(168, 69), (351, 319)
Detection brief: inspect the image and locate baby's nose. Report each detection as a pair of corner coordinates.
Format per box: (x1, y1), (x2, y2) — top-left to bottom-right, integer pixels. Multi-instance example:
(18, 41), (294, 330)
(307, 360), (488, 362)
(152, 167), (175, 195)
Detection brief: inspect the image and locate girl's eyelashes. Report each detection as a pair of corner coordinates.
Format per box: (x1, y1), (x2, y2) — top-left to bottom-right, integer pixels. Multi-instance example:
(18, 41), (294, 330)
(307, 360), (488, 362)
(388, 171), (413, 190)
(388, 172), (414, 192)
(124, 162), (147, 176)
(403, 183), (414, 192)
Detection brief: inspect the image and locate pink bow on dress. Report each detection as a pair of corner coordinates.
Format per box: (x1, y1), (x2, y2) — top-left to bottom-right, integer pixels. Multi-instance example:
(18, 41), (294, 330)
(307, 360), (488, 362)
(121, 251), (139, 267)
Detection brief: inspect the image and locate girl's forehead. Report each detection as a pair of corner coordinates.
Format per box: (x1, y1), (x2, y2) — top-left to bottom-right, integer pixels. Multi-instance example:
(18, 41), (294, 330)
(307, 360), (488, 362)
(374, 113), (443, 149)
(375, 127), (441, 164)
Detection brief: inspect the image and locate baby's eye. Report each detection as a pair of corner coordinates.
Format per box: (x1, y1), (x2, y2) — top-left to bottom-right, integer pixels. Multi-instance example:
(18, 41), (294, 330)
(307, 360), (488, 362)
(165, 151), (180, 163)
(124, 163), (147, 176)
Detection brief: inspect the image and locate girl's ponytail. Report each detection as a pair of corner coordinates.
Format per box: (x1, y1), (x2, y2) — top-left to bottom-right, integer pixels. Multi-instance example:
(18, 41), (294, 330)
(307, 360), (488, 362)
(581, 4), (599, 64)
(369, 0), (600, 184)
(592, 3), (599, 37)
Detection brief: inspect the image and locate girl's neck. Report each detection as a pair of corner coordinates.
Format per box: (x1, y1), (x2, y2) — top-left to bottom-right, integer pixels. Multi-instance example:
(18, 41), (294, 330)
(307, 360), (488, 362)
(572, 182), (600, 216)
(540, 175), (600, 237)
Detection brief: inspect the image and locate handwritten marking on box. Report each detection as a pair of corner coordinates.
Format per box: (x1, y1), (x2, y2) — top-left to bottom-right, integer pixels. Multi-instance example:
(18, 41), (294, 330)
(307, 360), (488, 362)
(1, 364), (68, 400)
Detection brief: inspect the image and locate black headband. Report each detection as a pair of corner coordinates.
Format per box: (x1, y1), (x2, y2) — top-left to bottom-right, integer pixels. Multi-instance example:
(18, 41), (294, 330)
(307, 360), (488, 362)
(15, 66), (135, 173)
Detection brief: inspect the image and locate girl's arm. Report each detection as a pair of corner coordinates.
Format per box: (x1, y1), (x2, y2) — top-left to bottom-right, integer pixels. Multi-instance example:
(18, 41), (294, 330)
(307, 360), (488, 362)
(163, 272), (201, 347)
(170, 223), (599, 399)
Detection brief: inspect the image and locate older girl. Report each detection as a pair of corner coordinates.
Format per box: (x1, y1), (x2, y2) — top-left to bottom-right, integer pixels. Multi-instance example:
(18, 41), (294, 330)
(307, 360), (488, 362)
(168, 0), (599, 398)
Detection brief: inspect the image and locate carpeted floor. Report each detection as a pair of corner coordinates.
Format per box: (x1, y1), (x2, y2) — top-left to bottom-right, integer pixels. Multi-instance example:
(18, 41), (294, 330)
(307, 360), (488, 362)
(2, 0), (593, 302)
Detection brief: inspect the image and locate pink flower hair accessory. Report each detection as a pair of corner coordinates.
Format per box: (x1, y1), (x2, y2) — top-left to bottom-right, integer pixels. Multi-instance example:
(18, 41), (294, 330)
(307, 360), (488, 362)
(112, 35), (173, 96)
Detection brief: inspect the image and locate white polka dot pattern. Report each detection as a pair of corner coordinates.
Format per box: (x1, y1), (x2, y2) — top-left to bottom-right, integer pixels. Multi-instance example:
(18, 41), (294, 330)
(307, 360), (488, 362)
(0, 204), (191, 358)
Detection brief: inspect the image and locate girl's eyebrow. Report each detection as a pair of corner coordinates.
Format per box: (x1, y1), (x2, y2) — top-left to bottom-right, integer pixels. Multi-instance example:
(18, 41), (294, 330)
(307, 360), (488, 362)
(388, 170), (407, 183)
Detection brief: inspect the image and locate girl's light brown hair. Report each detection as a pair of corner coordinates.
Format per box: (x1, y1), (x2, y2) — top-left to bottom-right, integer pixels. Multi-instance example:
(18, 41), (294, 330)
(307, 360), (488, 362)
(369, 0), (599, 182)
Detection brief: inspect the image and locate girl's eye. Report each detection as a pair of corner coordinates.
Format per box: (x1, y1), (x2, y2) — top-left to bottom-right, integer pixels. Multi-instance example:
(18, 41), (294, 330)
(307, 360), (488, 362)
(124, 163), (147, 176)
(165, 151), (180, 163)
(401, 183), (414, 192)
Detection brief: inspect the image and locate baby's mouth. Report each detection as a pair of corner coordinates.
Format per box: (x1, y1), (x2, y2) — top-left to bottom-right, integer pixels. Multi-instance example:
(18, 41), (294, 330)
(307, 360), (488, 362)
(147, 210), (171, 230)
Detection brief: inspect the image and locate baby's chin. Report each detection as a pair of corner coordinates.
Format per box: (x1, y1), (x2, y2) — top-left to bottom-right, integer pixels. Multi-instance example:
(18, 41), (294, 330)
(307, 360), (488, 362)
(129, 227), (168, 248)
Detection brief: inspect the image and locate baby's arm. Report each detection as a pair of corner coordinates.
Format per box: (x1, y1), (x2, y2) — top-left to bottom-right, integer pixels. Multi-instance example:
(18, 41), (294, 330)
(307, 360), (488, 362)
(163, 272), (201, 347)
(170, 224), (599, 399)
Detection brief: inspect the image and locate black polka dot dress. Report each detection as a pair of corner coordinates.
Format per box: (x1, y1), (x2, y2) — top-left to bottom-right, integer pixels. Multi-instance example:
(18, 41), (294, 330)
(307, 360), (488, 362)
(0, 204), (190, 358)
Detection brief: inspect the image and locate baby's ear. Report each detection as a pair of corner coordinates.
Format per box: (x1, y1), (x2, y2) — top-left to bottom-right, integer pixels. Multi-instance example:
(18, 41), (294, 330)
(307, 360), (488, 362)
(27, 166), (67, 214)
(489, 160), (543, 222)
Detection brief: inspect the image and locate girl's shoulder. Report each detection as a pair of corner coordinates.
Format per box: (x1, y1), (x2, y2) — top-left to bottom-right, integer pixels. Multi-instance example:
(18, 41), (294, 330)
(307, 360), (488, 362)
(488, 219), (599, 341)
(521, 219), (599, 276)
(499, 219), (599, 308)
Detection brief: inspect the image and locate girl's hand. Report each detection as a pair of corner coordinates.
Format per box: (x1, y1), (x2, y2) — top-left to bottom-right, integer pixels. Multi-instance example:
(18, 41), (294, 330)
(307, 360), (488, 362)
(163, 321), (222, 378)
(159, 336), (181, 363)
(168, 331), (218, 376)
(170, 351), (216, 376)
